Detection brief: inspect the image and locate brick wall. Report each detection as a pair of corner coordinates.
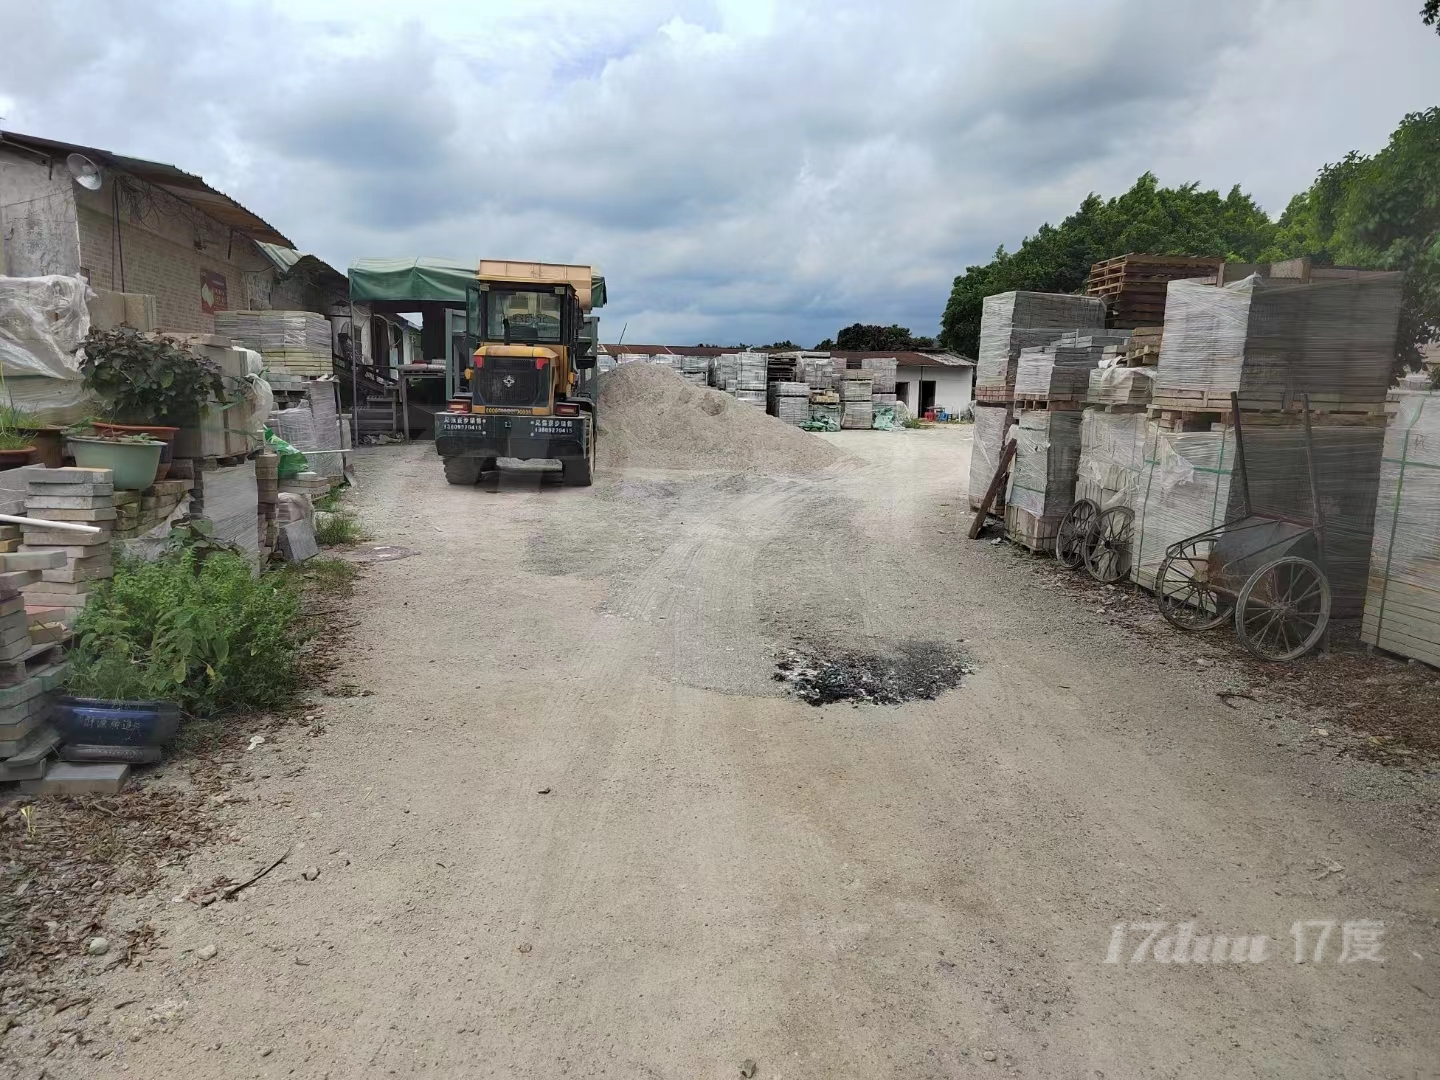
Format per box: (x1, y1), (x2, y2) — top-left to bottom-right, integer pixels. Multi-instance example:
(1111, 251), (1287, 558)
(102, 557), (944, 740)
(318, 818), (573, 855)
(75, 187), (271, 335)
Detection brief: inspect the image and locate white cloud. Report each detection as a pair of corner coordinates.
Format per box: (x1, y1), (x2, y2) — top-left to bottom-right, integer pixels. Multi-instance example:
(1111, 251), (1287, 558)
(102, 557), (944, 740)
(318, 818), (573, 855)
(2, 0), (1437, 346)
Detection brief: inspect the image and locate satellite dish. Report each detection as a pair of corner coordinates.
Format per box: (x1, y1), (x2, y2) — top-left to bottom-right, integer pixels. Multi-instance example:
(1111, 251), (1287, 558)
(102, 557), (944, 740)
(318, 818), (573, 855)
(66, 153), (103, 191)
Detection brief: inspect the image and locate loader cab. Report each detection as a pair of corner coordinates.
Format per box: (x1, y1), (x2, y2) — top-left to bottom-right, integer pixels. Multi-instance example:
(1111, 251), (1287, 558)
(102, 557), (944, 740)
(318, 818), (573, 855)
(461, 280), (596, 414)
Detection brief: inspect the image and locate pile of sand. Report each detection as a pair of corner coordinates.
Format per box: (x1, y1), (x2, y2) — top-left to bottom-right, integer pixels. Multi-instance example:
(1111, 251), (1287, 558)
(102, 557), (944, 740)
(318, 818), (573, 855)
(596, 363), (845, 474)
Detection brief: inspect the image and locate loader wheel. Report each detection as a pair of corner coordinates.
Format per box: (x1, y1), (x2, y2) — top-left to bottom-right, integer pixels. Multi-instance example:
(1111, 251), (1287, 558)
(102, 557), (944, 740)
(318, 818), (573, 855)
(443, 455), (483, 486)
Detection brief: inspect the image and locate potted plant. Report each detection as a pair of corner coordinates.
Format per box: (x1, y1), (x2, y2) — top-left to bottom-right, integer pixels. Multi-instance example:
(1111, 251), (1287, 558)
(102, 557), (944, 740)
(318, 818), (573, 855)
(65, 423), (167, 489)
(0, 428), (36, 469)
(79, 328), (225, 479)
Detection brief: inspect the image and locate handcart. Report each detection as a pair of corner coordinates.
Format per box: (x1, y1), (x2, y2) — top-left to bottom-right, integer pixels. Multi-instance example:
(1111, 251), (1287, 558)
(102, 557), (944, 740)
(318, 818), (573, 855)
(1153, 394), (1332, 661)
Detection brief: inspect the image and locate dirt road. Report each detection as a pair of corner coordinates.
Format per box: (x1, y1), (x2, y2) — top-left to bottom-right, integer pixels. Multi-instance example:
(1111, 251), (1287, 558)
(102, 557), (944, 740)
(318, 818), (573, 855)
(34, 428), (1440, 1078)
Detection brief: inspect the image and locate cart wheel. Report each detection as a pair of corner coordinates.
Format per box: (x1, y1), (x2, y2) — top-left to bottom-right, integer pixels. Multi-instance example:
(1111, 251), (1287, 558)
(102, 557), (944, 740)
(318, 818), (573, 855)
(1055, 499), (1099, 570)
(1084, 506), (1134, 583)
(1234, 556), (1330, 662)
(1157, 539), (1233, 631)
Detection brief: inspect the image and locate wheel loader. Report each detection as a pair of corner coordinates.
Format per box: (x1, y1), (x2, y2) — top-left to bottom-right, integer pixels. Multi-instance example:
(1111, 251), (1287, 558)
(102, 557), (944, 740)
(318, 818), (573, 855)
(434, 261), (602, 486)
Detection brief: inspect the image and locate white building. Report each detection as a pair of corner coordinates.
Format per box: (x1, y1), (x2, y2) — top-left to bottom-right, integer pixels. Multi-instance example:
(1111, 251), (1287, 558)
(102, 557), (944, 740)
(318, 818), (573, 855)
(889, 352), (975, 417)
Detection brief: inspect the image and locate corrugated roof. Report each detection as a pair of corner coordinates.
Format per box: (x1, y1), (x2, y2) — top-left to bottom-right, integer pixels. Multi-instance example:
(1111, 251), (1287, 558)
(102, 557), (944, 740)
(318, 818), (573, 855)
(0, 130), (293, 247)
(256, 242), (347, 291)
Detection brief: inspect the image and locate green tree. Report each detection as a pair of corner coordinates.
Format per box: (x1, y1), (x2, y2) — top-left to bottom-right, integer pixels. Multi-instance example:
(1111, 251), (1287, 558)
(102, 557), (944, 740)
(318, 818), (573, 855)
(938, 174), (1275, 357)
(1425, 0), (1438, 34)
(833, 323), (934, 350)
(1271, 107), (1440, 368)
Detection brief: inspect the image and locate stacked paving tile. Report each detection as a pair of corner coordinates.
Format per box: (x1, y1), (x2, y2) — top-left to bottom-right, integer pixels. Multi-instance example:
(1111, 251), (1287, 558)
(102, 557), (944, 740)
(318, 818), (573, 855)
(112, 479), (193, 539)
(20, 468), (115, 621)
(256, 451), (280, 558)
(840, 373), (874, 429)
(767, 382), (811, 426)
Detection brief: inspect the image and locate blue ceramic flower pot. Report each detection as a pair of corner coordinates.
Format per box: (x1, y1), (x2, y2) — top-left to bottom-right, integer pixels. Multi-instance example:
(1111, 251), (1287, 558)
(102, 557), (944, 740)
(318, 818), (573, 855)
(51, 697), (183, 747)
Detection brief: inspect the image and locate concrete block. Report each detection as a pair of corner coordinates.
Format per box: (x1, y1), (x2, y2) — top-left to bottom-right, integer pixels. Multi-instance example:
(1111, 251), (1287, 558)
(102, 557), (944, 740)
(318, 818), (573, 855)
(150, 479), (193, 497)
(34, 662), (68, 691)
(0, 713), (44, 755)
(25, 506), (117, 522)
(26, 483), (114, 498)
(16, 467), (111, 485)
(0, 673), (46, 711)
(23, 579), (91, 595)
(42, 564), (113, 583)
(0, 570), (40, 598)
(0, 595), (25, 618)
(0, 622), (31, 648)
(20, 529), (111, 547)
(21, 762), (130, 796)
(0, 551), (66, 571)
(277, 520), (319, 563)
(26, 496), (116, 510)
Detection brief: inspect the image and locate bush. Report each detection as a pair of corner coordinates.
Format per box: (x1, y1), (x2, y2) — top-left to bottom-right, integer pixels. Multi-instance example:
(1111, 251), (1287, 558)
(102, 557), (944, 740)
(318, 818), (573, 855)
(80, 327), (226, 424)
(66, 550), (305, 715)
(314, 511), (363, 546)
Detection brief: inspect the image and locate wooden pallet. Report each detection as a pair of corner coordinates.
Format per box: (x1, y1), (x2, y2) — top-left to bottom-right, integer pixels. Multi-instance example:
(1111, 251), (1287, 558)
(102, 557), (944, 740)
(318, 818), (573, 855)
(975, 385), (1014, 405)
(0, 641), (66, 688)
(1149, 389), (1387, 417)
(1003, 503), (1062, 554)
(1015, 397), (1084, 413)
(1146, 405), (1388, 433)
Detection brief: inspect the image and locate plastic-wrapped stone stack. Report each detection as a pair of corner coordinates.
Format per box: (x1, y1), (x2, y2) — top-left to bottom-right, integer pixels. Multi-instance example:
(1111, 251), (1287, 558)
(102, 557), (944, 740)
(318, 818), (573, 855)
(969, 404), (1014, 511)
(1087, 366), (1155, 407)
(1076, 411), (1148, 512)
(1362, 391), (1440, 663)
(1130, 423), (1384, 615)
(1014, 333), (1131, 402)
(677, 355), (709, 387)
(734, 352), (768, 407)
(976, 292), (1107, 403)
(1004, 411), (1083, 551)
(215, 310), (333, 376)
(1151, 273), (1404, 413)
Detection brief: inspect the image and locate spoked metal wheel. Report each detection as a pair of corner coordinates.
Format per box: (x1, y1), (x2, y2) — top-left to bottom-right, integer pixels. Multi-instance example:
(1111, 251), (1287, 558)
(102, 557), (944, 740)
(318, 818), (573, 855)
(1234, 556), (1330, 662)
(1084, 506), (1134, 583)
(1156, 538), (1232, 631)
(1056, 499), (1099, 570)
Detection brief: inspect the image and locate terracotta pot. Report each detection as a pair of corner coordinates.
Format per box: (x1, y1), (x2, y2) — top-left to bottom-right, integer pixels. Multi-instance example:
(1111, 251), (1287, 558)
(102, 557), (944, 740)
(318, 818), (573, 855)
(23, 428), (64, 469)
(0, 447), (36, 470)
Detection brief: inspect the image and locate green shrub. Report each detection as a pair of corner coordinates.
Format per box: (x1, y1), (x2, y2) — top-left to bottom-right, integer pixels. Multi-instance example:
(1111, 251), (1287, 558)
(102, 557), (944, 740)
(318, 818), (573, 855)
(66, 550), (304, 715)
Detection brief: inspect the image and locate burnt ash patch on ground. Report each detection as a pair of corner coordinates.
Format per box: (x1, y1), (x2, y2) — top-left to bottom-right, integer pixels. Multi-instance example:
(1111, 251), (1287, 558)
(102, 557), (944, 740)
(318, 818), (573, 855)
(775, 641), (972, 706)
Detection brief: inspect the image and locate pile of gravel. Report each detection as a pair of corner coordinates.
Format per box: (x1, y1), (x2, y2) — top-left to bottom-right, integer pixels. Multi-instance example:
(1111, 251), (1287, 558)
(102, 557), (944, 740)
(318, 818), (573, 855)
(596, 363), (845, 474)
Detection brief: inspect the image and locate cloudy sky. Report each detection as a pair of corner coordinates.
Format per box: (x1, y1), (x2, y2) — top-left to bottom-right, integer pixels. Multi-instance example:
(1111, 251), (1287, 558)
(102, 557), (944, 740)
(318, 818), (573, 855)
(3, 0), (1438, 346)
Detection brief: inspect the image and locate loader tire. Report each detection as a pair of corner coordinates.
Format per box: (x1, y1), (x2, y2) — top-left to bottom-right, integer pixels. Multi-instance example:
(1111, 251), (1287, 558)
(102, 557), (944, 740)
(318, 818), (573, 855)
(443, 455), (483, 486)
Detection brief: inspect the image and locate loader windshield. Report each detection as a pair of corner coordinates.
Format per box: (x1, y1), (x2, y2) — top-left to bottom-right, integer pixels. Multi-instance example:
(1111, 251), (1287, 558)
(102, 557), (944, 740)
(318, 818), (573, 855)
(488, 289), (562, 343)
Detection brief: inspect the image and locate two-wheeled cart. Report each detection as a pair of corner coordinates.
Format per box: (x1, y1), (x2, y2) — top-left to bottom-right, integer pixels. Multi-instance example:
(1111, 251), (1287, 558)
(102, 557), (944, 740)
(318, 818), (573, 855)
(1153, 393), (1332, 661)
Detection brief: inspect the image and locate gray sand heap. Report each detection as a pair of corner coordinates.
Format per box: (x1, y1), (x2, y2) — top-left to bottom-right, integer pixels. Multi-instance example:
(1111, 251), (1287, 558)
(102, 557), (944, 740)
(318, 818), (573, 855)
(596, 363), (846, 474)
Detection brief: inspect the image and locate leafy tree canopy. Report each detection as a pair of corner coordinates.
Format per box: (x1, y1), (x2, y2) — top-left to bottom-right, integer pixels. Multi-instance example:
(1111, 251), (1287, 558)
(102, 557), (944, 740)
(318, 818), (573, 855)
(833, 323), (936, 350)
(939, 173), (1274, 358)
(1425, 0), (1439, 33)
(1269, 107), (1440, 366)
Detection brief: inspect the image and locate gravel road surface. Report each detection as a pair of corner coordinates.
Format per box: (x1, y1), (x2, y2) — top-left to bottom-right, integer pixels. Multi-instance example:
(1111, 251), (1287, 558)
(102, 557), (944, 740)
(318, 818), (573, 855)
(37, 427), (1439, 1079)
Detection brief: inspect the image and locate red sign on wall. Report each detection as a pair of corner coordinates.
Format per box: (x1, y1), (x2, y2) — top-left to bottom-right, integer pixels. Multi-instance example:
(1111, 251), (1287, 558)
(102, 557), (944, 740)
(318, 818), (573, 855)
(200, 271), (228, 315)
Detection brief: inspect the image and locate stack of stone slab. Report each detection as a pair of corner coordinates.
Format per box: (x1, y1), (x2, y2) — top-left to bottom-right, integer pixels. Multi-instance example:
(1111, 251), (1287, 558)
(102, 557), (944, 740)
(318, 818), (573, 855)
(968, 403), (1015, 512)
(976, 292), (1108, 403)
(840, 373), (874, 429)
(1076, 410), (1149, 512)
(215, 310), (332, 376)
(0, 663), (66, 783)
(256, 451), (280, 559)
(768, 382), (810, 426)
(1004, 411), (1084, 552)
(20, 469), (116, 621)
(1014, 333), (1132, 404)
(191, 460), (262, 566)
(1362, 391), (1440, 664)
(1087, 365), (1155, 407)
(112, 479), (192, 539)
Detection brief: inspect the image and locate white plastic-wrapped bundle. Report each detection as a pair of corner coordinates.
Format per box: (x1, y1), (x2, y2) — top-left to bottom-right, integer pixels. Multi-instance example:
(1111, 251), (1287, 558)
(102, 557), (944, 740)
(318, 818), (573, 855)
(1131, 420), (1384, 613)
(1363, 391), (1440, 663)
(735, 352), (767, 391)
(969, 404), (1013, 511)
(1077, 409), (1148, 511)
(1152, 274), (1404, 412)
(768, 382), (810, 426)
(1087, 366), (1155, 406)
(976, 292), (1107, 401)
(0, 274), (93, 422)
(1004, 410), (1083, 550)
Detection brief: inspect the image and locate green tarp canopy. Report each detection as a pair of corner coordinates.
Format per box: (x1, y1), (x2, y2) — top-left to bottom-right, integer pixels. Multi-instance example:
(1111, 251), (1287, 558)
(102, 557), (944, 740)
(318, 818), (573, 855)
(348, 256), (607, 308)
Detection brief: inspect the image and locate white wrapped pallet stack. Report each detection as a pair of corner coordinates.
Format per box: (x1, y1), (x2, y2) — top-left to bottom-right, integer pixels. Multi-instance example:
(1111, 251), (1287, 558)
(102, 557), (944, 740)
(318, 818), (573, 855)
(768, 382), (810, 426)
(1076, 410), (1148, 512)
(976, 292), (1107, 403)
(1362, 391), (1440, 663)
(1004, 410), (1083, 551)
(969, 404), (1014, 512)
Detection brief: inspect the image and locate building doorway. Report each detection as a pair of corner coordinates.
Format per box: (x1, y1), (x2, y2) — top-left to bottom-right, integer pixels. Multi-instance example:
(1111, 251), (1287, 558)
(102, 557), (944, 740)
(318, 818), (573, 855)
(919, 379), (936, 415)
(895, 381), (911, 408)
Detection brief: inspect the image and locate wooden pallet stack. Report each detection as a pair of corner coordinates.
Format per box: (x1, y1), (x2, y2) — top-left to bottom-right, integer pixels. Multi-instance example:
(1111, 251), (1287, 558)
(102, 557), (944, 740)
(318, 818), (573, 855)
(1085, 253), (1224, 329)
(1361, 391), (1440, 664)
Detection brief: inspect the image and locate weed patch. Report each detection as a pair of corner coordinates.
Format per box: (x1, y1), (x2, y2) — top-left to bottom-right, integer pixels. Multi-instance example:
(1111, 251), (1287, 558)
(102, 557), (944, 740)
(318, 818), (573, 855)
(315, 511), (365, 546)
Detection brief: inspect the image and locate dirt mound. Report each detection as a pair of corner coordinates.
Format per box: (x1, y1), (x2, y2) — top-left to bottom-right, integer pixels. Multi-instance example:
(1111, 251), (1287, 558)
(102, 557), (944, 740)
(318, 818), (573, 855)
(596, 363), (846, 474)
